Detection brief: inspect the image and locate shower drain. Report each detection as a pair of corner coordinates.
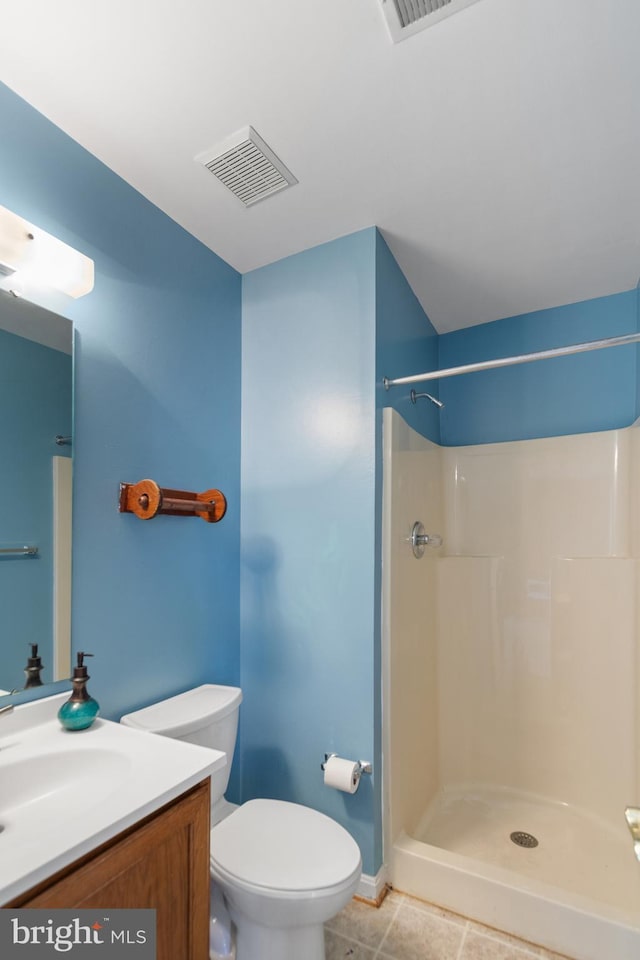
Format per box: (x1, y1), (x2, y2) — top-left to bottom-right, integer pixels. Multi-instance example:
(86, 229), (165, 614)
(510, 831), (538, 848)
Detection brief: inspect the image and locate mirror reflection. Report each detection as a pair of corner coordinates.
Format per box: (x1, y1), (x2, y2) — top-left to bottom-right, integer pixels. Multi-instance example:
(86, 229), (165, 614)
(0, 294), (72, 694)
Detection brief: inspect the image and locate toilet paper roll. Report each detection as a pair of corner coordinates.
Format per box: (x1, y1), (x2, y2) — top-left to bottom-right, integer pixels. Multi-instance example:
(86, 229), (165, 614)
(323, 756), (361, 794)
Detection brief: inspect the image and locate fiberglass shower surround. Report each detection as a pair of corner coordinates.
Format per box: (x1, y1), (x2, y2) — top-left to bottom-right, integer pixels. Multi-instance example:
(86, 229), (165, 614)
(383, 409), (640, 960)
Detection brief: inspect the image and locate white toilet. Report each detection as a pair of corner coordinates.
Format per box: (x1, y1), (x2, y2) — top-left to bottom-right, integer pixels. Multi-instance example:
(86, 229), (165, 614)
(121, 684), (362, 960)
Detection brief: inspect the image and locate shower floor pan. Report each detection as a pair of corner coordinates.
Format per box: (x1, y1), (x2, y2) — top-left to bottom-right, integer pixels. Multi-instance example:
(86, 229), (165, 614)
(391, 785), (640, 960)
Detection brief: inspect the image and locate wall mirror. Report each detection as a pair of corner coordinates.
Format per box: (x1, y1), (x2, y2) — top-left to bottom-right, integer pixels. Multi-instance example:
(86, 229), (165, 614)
(0, 293), (72, 695)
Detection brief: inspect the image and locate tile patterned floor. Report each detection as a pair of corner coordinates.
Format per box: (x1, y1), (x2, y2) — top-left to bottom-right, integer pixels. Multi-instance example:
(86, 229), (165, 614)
(324, 890), (573, 960)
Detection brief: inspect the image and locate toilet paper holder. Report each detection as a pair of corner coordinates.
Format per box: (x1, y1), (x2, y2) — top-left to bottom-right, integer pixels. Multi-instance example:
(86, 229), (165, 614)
(321, 753), (372, 775)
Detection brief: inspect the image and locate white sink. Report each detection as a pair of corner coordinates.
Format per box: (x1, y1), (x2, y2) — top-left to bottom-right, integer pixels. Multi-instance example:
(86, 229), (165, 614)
(0, 694), (226, 904)
(0, 749), (131, 817)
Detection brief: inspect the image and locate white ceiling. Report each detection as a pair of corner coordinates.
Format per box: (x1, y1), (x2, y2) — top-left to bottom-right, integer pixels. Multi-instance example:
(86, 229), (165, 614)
(0, 0), (638, 333)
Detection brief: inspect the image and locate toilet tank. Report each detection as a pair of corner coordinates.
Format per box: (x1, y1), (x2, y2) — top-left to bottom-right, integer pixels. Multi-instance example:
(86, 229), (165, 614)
(121, 684), (242, 811)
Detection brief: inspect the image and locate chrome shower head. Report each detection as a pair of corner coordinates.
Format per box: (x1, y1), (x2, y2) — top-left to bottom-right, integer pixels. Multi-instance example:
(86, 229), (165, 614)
(410, 389), (444, 409)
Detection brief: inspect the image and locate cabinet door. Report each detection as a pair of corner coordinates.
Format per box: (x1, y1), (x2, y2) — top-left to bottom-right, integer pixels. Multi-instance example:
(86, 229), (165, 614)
(12, 781), (210, 960)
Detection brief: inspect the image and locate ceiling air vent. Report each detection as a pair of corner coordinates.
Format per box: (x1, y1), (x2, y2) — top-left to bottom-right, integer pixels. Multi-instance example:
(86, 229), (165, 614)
(196, 127), (297, 207)
(380, 0), (484, 43)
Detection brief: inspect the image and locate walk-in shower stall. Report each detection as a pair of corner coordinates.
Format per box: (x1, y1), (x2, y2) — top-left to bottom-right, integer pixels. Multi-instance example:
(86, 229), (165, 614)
(382, 335), (640, 960)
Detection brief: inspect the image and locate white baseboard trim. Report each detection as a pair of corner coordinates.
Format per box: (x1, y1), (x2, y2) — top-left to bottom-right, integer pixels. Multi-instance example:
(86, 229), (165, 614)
(356, 866), (389, 903)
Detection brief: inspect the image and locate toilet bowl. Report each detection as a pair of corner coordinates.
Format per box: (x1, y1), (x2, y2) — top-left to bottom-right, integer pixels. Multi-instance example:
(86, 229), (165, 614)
(211, 798), (361, 960)
(121, 685), (362, 960)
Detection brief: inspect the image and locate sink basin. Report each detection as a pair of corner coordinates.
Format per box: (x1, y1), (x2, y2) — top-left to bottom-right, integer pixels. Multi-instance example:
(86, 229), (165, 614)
(0, 749), (131, 819)
(0, 693), (226, 904)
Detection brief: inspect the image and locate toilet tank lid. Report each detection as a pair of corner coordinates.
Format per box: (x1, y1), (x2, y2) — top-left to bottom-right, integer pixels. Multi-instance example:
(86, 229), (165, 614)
(120, 684), (242, 737)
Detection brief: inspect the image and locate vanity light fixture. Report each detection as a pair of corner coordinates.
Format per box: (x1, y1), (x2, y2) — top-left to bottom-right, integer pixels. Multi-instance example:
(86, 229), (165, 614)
(0, 204), (94, 299)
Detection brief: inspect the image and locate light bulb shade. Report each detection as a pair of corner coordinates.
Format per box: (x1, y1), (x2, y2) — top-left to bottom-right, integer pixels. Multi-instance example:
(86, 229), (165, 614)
(0, 205), (94, 298)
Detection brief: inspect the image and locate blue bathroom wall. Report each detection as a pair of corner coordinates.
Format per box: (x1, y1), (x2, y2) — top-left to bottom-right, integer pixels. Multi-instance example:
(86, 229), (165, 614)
(0, 82), (242, 723)
(375, 232), (440, 445)
(0, 328), (71, 688)
(241, 229), (380, 875)
(439, 289), (639, 446)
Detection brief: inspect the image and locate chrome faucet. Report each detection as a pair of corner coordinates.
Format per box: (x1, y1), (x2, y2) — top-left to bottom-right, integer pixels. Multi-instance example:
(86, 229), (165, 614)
(625, 807), (640, 863)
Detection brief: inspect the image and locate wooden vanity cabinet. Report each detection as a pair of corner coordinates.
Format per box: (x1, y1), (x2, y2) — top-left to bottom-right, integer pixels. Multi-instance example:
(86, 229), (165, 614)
(8, 779), (211, 960)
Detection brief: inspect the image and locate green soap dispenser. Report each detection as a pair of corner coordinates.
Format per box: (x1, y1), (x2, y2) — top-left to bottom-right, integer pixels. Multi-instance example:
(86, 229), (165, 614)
(58, 652), (100, 731)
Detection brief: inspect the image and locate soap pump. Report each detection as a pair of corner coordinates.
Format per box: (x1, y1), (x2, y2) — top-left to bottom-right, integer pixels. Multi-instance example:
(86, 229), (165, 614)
(24, 643), (44, 688)
(57, 652), (100, 731)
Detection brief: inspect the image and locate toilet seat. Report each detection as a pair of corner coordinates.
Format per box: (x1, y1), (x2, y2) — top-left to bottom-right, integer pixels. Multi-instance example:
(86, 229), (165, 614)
(210, 799), (361, 894)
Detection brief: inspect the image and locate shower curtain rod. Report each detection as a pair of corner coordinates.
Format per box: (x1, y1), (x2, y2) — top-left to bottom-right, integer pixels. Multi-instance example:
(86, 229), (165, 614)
(382, 330), (640, 389)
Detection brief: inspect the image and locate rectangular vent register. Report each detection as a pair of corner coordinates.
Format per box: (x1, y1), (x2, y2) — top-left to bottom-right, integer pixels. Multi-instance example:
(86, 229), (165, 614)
(196, 127), (297, 207)
(380, 0), (484, 42)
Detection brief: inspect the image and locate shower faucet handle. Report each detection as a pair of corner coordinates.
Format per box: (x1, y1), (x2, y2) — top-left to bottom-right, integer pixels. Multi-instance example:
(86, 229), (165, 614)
(408, 522), (443, 559)
(625, 807), (640, 862)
